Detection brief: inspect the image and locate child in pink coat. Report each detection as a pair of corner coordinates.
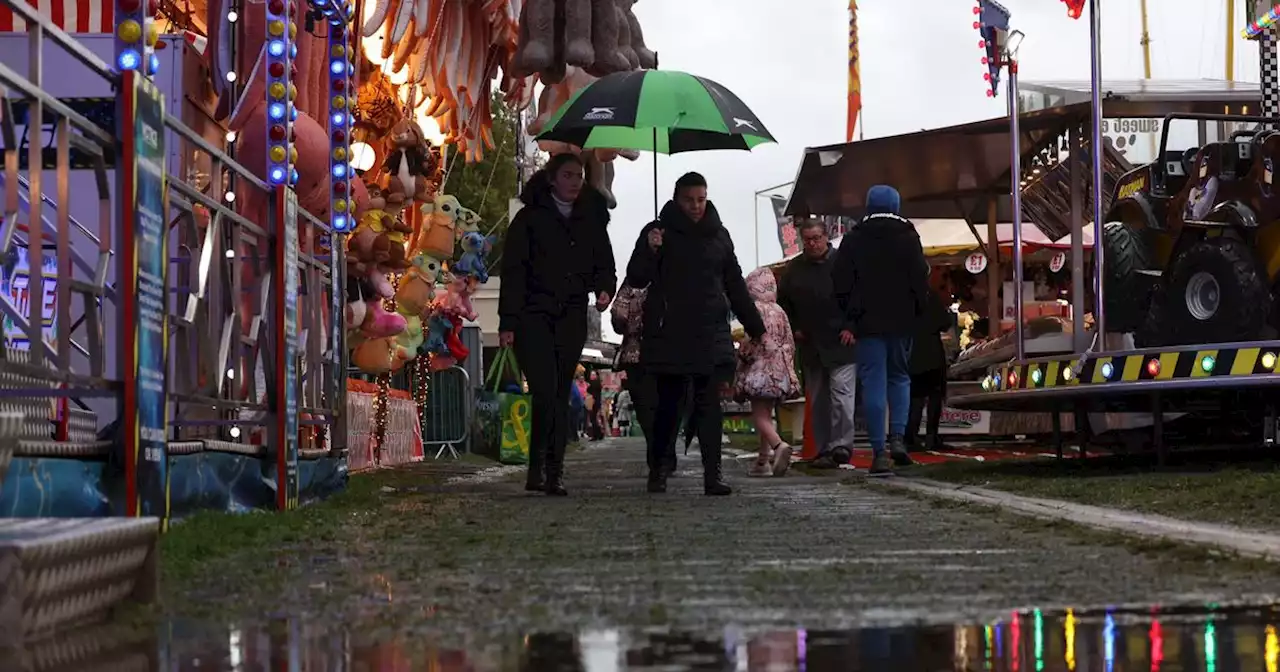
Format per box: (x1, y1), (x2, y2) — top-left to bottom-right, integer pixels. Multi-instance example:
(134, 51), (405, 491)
(735, 267), (800, 477)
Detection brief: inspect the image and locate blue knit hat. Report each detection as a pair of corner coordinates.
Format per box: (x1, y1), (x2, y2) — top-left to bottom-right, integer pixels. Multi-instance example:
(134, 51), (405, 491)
(866, 185), (901, 215)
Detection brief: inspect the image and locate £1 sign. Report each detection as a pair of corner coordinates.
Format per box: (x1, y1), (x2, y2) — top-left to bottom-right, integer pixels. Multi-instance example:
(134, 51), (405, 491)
(965, 252), (988, 274)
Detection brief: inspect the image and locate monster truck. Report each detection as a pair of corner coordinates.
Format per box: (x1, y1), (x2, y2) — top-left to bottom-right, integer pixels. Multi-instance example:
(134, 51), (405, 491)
(1101, 113), (1280, 346)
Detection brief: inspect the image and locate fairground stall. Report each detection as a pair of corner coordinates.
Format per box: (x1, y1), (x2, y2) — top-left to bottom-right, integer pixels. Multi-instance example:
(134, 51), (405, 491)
(785, 74), (1260, 445)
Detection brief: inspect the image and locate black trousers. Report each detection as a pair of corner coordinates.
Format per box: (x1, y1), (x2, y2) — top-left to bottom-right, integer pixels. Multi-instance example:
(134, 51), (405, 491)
(907, 368), (947, 449)
(648, 373), (723, 478)
(514, 309), (587, 480)
(627, 367), (685, 467)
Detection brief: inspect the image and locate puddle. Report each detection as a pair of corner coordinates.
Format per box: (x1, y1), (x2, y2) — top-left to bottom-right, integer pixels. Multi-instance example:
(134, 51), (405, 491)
(11, 604), (1280, 670)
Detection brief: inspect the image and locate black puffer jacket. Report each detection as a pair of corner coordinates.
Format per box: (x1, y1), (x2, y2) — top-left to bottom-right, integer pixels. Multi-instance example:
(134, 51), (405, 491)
(625, 201), (765, 376)
(910, 288), (953, 374)
(497, 171), (616, 332)
(832, 212), (930, 338)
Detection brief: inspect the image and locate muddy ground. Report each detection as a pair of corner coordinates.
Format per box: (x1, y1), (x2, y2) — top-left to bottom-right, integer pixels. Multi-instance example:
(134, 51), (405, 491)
(158, 438), (1280, 653)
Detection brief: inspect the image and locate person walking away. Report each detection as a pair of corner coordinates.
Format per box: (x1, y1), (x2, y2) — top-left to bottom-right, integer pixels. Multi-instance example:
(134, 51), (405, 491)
(626, 172), (766, 495)
(735, 268), (799, 477)
(568, 377), (585, 443)
(906, 285), (953, 453)
(498, 153), (615, 496)
(615, 384), (633, 436)
(586, 371), (605, 440)
(777, 219), (858, 469)
(832, 184), (930, 476)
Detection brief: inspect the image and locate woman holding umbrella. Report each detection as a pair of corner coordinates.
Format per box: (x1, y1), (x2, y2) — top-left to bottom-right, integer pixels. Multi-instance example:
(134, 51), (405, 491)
(498, 153), (616, 496)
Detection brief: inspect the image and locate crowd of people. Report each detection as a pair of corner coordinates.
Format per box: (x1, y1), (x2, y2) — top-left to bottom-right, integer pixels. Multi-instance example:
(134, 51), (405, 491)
(498, 152), (946, 497)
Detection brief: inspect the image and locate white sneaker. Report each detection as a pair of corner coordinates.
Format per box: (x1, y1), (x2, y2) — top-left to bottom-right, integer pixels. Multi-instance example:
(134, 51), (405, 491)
(771, 443), (793, 476)
(747, 458), (773, 477)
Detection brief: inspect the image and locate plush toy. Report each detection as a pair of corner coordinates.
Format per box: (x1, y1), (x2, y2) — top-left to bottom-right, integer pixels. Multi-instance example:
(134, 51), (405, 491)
(368, 207), (413, 272)
(352, 335), (412, 374)
(395, 315), (426, 361)
(356, 277), (406, 338)
(383, 118), (435, 204)
(423, 313), (453, 354)
(394, 252), (444, 318)
(419, 194), (480, 259)
(454, 232), (495, 283)
(513, 0), (654, 80)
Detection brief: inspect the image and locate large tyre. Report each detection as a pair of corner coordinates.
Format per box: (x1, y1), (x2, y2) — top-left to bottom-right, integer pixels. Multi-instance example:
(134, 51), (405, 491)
(1101, 221), (1155, 333)
(1143, 237), (1270, 346)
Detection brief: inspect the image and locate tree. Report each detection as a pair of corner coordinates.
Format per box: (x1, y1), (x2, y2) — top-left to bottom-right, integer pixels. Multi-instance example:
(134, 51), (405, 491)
(442, 90), (520, 270)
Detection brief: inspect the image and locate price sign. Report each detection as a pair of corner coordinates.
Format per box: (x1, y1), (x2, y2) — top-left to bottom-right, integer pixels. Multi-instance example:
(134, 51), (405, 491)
(965, 252), (988, 274)
(1050, 251), (1067, 273)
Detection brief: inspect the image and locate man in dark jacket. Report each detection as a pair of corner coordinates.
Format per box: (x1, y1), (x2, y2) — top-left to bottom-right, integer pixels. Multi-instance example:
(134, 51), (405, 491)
(778, 219), (858, 469)
(907, 287), (953, 452)
(833, 184), (930, 476)
(625, 172), (766, 496)
(498, 153), (615, 496)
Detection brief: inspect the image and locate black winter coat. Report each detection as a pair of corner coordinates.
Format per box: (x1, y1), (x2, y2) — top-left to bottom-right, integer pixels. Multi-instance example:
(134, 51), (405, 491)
(832, 212), (931, 338)
(498, 171), (616, 332)
(910, 289), (953, 375)
(625, 201), (765, 376)
(778, 246), (856, 369)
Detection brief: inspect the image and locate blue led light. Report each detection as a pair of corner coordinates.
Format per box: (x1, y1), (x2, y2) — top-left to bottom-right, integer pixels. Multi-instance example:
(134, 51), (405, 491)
(291, 168), (299, 184)
(1101, 362), (1114, 379)
(290, 43), (298, 59)
(269, 40), (286, 56)
(290, 105), (298, 121)
(331, 60), (345, 75)
(118, 50), (140, 71)
(332, 112), (345, 126)
(334, 215), (348, 231)
(332, 164), (347, 178)
(147, 53), (160, 75)
(269, 167), (286, 183)
(269, 103), (286, 120)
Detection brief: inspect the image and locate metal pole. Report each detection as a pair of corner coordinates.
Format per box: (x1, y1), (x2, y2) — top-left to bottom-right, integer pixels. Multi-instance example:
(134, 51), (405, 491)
(1069, 124), (1087, 352)
(1009, 58), (1025, 361)
(1226, 0), (1236, 81)
(1089, 0), (1107, 340)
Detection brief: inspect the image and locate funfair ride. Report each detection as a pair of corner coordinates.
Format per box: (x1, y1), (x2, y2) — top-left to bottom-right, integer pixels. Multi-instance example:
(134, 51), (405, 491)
(951, 0), (1280, 461)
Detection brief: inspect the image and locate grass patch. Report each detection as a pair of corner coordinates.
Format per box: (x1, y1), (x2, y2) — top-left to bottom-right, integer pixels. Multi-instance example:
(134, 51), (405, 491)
(160, 456), (500, 593)
(915, 446), (1280, 531)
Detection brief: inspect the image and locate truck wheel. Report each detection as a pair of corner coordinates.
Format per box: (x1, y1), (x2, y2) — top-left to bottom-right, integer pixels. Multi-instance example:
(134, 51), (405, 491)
(1101, 221), (1155, 333)
(1154, 238), (1270, 345)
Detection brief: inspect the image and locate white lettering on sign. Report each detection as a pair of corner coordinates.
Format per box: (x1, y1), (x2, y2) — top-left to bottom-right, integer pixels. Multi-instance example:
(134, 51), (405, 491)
(965, 252), (988, 274)
(1050, 251), (1067, 273)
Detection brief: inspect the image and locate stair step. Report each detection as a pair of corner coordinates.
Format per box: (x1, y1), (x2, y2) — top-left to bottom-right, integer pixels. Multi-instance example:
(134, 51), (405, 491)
(0, 517), (160, 648)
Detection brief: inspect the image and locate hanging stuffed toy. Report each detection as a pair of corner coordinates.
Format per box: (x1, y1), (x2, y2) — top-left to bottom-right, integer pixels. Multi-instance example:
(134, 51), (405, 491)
(454, 232), (495, 283)
(382, 118), (434, 206)
(419, 194), (481, 259)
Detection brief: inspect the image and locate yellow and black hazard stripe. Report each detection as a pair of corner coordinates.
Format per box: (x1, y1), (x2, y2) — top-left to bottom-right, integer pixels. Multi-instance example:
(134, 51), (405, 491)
(982, 346), (1280, 392)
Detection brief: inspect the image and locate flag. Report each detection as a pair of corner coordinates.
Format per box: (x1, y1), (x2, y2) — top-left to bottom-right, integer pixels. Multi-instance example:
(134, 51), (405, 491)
(846, 0), (861, 142)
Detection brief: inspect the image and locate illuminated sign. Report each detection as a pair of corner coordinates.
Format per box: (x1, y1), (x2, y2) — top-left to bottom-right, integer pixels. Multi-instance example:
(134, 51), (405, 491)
(1, 247), (57, 350)
(1115, 172), (1148, 201)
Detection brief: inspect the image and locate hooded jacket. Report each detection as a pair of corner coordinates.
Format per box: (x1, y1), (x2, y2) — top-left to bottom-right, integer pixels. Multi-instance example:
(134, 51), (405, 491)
(832, 186), (931, 338)
(778, 244), (856, 369)
(625, 200), (765, 376)
(498, 169), (616, 332)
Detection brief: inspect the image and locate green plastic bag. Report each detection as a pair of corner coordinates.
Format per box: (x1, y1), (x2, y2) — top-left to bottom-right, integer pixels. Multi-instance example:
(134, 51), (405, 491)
(481, 349), (531, 465)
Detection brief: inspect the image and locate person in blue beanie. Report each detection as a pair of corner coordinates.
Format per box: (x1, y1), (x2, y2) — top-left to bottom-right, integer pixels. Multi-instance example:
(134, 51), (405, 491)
(831, 185), (931, 475)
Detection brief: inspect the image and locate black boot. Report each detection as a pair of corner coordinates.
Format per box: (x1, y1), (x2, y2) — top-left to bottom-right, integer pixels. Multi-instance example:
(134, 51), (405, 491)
(889, 434), (915, 466)
(702, 445), (732, 496)
(647, 470), (668, 493)
(544, 443), (568, 496)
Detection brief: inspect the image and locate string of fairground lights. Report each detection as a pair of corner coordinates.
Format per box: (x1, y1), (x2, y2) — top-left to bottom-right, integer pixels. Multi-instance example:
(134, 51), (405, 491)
(1246, 4), (1280, 39)
(372, 272), (403, 457)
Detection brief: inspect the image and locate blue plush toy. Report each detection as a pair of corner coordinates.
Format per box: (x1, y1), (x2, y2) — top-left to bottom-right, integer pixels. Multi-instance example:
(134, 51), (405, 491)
(454, 232), (495, 283)
(423, 313), (453, 353)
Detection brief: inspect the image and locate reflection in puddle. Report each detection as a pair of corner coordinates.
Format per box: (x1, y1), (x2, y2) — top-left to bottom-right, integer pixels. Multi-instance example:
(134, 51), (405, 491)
(9, 604), (1280, 670)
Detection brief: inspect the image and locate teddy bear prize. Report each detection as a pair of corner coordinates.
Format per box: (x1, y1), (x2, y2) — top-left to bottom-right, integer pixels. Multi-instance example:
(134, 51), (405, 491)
(344, 117), (491, 374)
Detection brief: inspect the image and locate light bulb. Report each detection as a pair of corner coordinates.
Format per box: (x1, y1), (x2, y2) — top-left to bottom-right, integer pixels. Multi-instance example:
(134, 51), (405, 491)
(225, 249), (235, 258)
(227, 10), (238, 22)
(224, 191), (235, 202)
(226, 71), (237, 82)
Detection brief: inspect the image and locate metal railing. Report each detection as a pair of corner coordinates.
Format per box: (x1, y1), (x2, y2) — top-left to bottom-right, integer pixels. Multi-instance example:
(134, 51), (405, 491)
(0, 1), (346, 514)
(422, 366), (471, 460)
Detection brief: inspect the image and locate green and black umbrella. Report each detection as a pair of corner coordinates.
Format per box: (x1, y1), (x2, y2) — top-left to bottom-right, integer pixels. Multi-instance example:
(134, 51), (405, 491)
(535, 69), (775, 153)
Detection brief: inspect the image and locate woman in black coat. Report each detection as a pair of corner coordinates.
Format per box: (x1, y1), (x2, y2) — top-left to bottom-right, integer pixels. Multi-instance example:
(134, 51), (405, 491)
(906, 287), (953, 452)
(625, 172), (765, 495)
(498, 153), (616, 496)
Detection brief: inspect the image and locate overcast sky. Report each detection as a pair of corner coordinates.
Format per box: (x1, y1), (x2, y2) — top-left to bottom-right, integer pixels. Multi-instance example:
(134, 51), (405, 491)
(595, 0), (1256, 339)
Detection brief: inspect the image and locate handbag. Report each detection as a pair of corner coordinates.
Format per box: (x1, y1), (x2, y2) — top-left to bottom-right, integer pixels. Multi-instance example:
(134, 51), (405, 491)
(614, 284), (648, 366)
(476, 348), (532, 465)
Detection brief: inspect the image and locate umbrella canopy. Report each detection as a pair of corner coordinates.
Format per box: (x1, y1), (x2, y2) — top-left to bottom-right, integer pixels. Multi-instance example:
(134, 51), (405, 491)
(536, 70), (776, 154)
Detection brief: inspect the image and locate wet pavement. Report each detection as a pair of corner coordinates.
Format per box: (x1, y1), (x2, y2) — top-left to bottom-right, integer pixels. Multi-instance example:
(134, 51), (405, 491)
(65, 438), (1280, 669)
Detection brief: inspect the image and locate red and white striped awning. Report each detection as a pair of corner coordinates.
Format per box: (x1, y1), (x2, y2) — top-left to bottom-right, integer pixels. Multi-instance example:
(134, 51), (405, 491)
(0, 0), (115, 33)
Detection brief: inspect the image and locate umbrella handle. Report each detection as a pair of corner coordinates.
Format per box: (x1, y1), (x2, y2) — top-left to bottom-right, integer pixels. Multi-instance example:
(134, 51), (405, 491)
(652, 127), (659, 221)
